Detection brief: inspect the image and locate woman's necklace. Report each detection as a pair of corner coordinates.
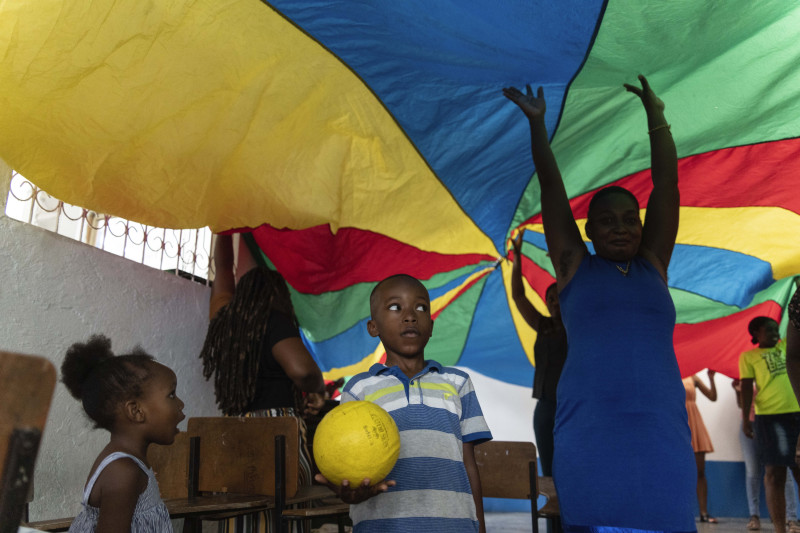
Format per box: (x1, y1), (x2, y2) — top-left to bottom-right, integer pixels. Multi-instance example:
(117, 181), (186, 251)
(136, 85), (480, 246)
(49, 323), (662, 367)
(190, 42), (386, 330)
(616, 261), (631, 277)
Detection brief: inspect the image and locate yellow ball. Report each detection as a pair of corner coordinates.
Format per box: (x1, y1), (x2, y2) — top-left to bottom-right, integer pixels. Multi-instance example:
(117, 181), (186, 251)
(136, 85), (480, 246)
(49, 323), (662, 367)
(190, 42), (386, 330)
(313, 400), (400, 486)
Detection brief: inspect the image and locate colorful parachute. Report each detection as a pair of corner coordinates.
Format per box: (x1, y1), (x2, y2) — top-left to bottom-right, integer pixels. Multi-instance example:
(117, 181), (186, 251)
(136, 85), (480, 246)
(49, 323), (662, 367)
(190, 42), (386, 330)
(1, 1), (800, 385)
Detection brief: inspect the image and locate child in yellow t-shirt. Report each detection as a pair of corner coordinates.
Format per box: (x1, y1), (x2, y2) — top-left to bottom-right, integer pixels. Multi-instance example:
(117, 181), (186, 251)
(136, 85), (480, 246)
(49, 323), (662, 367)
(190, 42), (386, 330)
(739, 316), (800, 533)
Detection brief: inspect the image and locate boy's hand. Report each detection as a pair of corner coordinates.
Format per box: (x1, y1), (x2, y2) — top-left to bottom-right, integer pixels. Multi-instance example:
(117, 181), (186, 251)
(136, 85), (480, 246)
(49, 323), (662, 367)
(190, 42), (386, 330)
(503, 85), (546, 120)
(314, 473), (396, 504)
(623, 74), (665, 113)
(796, 435), (800, 471)
(743, 418), (754, 439)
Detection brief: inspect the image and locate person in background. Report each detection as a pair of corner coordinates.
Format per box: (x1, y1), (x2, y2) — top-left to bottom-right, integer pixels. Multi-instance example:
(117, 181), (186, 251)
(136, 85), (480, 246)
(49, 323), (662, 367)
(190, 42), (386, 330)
(200, 234), (325, 533)
(740, 316), (800, 533)
(683, 370), (718, 523)
(734, 376), (800, 530)
(510, 229), (566, 477)
(786, 286), (800, 468)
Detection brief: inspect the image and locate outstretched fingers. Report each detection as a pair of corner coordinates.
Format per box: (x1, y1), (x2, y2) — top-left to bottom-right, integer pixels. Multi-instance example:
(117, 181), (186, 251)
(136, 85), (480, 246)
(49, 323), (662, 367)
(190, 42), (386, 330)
(502, 84), (541, 98)
(502, 84), (546, 119)
(623, 74), (647, 98)
(624, 74), (665, 111)
(623, 83), (642, 97)
(502, 86), (524, 101)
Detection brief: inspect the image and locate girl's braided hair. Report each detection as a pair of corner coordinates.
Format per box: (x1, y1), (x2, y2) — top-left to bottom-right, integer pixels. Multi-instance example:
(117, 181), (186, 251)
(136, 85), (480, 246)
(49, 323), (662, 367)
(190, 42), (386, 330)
(199, 267), (297, 415)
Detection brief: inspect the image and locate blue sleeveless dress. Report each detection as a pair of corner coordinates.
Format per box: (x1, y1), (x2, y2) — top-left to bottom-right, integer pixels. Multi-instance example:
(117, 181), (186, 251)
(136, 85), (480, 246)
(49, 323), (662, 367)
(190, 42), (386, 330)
(554, 255), (696, 533)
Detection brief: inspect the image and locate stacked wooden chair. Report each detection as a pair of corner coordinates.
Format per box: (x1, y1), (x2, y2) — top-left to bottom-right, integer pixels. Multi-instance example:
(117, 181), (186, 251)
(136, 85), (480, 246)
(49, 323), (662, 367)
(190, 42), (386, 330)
(0, 351), (57, 533)
(475, 440), (561, 533)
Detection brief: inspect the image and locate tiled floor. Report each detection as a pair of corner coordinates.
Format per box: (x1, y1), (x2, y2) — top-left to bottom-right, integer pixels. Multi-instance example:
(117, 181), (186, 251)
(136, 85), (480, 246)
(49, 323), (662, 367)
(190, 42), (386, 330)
(484, 514), (780, 533)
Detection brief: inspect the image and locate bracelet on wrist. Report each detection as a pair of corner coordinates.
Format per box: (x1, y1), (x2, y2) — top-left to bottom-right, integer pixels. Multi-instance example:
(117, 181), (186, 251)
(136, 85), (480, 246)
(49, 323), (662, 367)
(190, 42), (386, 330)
(648, 123), (671, 135)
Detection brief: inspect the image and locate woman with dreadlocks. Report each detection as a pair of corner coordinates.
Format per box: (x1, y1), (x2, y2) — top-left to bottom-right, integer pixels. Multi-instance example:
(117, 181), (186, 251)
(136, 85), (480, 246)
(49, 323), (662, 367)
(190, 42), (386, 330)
(200, 234), (325, 533)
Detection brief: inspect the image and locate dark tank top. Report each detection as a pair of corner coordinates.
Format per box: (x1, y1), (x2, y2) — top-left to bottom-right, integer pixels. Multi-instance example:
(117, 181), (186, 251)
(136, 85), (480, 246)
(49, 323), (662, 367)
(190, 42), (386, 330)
(532, 316), (567, 401)
(247, 310), (302, 411)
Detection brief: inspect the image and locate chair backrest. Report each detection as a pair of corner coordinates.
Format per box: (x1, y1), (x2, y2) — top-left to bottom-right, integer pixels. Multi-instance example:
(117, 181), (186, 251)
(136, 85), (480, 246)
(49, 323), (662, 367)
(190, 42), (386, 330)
(0, 351), (57, 532)
(187, 417), (299, 498)
(474, 440), (537, 500)
(148, 431), (192, 500)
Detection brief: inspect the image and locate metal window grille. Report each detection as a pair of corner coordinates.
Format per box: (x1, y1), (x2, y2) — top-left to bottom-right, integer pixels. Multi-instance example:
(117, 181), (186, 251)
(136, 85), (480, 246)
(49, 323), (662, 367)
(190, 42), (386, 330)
(5, 172), (214, 284)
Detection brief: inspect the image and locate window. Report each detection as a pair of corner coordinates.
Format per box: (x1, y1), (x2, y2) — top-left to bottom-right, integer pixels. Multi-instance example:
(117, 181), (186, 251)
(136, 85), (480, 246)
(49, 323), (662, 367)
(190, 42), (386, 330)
(5, 172), (214, 283)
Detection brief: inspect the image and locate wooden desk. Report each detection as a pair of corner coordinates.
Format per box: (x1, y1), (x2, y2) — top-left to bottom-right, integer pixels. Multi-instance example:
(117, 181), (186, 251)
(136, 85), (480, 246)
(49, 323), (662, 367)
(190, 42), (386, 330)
(165, 493), (274, 517)
(164, 486), (337, 520)
(18, 519), (70, 533)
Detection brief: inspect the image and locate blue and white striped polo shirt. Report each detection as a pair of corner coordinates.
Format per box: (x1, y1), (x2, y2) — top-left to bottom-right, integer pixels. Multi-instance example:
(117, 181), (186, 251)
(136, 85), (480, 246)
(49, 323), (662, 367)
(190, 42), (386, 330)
(341, 360), (492, 532)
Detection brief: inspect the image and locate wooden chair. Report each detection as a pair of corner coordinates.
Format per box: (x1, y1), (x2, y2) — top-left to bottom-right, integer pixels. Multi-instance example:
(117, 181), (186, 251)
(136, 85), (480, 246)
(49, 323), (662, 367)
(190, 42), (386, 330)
(0, 351), (57, 533)
(186, 416), (345, 532)
(188, 416), (299, 494)
(274, 434), (349, 533)
(148, 431), (194, 502)
(153, 427), (282, 532)
(474, 440), (560, 533)
(177, 416), (298, 532)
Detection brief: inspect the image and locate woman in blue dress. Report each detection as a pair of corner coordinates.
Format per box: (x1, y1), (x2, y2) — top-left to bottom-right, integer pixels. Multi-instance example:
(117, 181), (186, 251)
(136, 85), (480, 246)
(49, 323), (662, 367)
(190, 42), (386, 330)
(503, 76), (695, 532)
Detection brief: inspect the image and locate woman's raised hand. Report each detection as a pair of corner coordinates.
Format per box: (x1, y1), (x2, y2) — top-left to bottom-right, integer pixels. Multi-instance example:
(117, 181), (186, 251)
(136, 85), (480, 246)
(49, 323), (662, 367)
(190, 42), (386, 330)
(503, 85), (546, 120)
(623, 74), (665, 113)
(511, 229), (525, 256)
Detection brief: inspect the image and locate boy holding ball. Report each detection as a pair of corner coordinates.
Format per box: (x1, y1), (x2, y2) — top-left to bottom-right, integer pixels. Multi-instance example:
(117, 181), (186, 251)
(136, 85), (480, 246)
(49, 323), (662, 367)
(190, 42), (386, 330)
(316, 274), (493, 532)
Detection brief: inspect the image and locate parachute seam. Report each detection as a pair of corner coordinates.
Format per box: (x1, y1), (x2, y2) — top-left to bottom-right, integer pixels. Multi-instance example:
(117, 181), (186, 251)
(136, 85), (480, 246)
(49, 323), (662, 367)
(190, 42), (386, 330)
(504, 0), (610, 245)
(258, 0), (494, 251)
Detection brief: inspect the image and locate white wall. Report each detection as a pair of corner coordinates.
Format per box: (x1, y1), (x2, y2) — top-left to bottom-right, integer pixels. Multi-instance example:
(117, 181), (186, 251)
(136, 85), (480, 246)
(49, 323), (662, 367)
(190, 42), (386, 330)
(697, 373), (743, 461)
(1, 160), (220, 520)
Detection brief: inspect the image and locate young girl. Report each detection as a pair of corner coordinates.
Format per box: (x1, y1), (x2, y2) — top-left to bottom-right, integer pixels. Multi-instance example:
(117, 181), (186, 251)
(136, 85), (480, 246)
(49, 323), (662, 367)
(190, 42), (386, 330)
(683, 370), (717, 523)
(62, 335), (185, 533)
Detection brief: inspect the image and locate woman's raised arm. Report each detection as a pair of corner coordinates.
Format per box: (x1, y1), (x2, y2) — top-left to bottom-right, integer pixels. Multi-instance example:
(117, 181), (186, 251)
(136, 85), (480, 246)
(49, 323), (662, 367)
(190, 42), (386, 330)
(510, 230), (546, 330)
(624, 75), (679, 279)
(694, 370), (717, 402)
(503, 85), (587, 289)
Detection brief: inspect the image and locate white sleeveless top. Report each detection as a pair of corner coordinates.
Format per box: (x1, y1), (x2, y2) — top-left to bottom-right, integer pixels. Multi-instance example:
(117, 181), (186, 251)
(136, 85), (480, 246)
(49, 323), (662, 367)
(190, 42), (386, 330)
(68, 452), (173, 532)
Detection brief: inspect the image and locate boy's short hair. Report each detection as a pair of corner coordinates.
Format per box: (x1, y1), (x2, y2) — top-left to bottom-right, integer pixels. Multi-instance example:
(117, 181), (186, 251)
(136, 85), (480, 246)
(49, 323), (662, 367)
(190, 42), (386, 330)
(369, 274), (428, 316)
(748, 316), (777, 344)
